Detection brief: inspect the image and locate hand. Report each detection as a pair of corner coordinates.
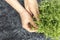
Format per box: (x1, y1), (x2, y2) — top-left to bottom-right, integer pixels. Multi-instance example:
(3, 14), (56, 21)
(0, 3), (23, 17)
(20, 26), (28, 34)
(5, 0), (38, 32)
(24, 0), (39, 21)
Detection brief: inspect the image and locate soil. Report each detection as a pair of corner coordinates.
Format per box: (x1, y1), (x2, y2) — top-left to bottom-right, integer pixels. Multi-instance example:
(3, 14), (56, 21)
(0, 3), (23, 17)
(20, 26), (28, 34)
(0, 0), (50, 40)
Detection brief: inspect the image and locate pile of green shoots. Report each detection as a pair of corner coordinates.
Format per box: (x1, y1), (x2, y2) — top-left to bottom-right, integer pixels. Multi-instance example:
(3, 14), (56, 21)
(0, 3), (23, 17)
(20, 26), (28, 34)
(36, 0), (60, 40)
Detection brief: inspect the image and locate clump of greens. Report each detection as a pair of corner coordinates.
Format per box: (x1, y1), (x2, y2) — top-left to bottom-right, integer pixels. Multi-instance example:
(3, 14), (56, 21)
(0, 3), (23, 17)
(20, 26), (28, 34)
(36, 0), (60, 40)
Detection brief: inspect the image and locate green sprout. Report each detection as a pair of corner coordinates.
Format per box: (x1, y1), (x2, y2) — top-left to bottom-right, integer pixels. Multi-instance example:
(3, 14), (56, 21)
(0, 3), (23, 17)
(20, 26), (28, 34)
(35, 0), (60, 40)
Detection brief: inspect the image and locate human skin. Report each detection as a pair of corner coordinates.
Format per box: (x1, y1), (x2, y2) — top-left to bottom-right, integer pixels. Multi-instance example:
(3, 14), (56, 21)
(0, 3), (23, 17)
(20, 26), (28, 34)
(24, 0), (39, 21)
(5, 0), (39, 32)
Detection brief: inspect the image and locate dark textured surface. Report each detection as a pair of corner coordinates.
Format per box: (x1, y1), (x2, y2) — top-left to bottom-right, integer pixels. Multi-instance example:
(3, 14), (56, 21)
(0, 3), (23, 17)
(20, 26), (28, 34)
(0, 0), (49, 40)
